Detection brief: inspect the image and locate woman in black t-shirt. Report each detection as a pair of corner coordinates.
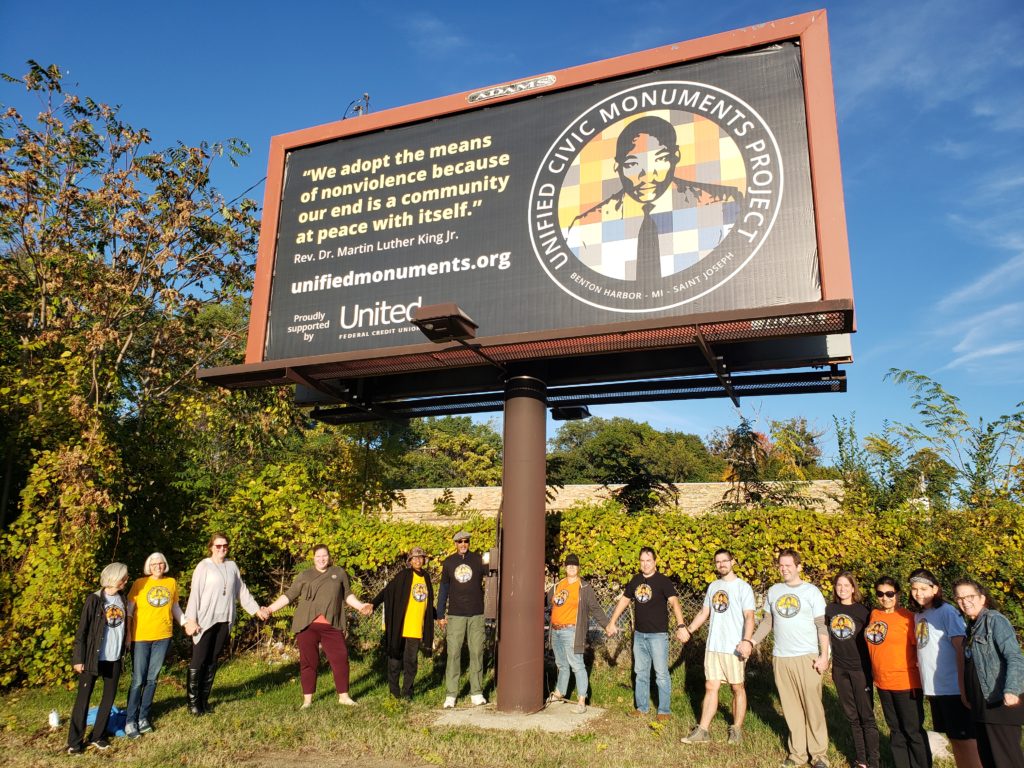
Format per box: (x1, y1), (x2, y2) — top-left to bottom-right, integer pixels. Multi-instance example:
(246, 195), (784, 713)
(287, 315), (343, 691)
(826, 571), (879, 768)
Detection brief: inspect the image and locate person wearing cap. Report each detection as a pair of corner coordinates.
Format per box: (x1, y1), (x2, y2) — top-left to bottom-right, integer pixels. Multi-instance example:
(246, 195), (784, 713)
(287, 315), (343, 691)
(436, 531), (488, 708)
(370, 547), (435, 700)
(546, 553), (610, 713)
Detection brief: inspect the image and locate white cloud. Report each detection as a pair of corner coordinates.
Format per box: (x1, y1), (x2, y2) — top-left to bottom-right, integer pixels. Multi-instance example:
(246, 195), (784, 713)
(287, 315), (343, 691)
(401, 14), (468, 57)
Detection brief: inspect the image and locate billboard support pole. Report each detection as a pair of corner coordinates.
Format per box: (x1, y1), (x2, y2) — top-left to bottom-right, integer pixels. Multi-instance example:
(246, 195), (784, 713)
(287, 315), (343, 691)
(496, 375), (547, 713)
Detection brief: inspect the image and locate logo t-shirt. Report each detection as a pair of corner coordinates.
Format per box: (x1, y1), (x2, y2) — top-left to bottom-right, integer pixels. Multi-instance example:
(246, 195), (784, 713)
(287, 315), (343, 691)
(402, 572), (429, 639)
(101, 593), (127, 662)
(866, 607), (922, 692)
(128, 577), (179, 642)
(766, 580), (826, 657)
(551, 578), (581, 627)
(914, 602), (967, 696)
(703, 578), (755, 653)
(624, 572), (678, 633)
(825, 601), (870, 671)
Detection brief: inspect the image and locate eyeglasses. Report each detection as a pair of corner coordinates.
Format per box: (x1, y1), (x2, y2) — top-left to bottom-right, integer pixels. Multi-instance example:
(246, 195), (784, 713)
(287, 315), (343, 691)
(455, 539), (469, 544)
(875, 590), (897, 598)
(955, 594), (981, 603)
(213, 544), (229, 549)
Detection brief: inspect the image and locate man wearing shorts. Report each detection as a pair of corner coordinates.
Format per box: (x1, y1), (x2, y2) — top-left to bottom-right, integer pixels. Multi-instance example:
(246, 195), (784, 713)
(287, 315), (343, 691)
(680, 549), (755, 746)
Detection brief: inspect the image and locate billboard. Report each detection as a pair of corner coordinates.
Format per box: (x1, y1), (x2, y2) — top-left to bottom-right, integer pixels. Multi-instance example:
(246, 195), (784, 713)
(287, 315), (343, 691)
(203, 10), (852, 410)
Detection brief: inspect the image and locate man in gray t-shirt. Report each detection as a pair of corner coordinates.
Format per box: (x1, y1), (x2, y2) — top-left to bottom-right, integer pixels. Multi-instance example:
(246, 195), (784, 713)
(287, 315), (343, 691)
(751, 548), (830, 768)
(680, 549), (755, 747)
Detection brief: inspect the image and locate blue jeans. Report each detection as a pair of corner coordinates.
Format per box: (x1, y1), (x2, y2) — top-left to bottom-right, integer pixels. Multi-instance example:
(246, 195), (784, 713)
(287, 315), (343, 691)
(552, 627), (588, 698)
(633, 631), (671, 714)
(126, 638), (170, 724)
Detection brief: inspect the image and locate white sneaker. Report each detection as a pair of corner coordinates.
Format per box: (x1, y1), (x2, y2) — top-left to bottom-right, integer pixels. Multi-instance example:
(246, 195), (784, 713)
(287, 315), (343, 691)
(470, 694), (487, 706)
(443, 696), (456, 709)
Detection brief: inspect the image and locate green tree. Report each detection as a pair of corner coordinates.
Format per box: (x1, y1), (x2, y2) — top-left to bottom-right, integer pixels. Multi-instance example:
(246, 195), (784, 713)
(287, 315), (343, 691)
(397, 416), (503, 488)
(0, 62), (260, 684)
(547, 417), (723, 512)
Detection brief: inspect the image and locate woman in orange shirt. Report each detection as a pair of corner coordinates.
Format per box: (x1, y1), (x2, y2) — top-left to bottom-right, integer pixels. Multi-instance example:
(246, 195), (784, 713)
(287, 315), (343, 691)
(865, 576), (932, 768)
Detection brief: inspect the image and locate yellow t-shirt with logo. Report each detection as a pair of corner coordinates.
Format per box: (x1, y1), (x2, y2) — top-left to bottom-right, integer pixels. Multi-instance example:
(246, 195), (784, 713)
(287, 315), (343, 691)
(402, 572), (429, 639)
(128, 576), (178, 642)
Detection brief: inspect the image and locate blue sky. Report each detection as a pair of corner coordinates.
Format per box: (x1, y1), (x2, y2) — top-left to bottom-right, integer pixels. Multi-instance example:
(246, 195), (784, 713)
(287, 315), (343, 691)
(3, 0), (1022, 459)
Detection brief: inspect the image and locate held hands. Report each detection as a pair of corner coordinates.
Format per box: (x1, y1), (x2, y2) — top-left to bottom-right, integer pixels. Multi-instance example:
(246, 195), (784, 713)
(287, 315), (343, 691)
(436, 618), (447, 629)
(257, 606), (272, 621)
(358, 603), (373, 617)
(604, 622), (618, 637)
(184, 619), (200, 637)
(675, 626), (690, 643)
(735, 639), (752, 661)
(812, 654), (829, 675)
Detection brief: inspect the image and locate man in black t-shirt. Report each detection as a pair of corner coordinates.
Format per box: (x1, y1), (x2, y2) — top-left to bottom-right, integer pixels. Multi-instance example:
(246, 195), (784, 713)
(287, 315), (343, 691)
(606, 547), (687, 718)
(436, 531), (488, 708)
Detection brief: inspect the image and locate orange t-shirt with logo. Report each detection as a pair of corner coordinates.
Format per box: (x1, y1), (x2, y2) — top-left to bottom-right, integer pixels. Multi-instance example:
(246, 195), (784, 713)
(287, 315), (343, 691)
(865, 607), (922, 691)
(550, 579), (580, 626)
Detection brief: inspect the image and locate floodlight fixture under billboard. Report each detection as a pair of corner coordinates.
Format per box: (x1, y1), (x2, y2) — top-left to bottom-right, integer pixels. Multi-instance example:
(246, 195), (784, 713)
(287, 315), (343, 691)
(200, 9), (854, 415)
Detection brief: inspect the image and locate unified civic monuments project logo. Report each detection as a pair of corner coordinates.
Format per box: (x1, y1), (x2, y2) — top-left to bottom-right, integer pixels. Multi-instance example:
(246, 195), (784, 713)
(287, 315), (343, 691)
(529, 81), (783, 313)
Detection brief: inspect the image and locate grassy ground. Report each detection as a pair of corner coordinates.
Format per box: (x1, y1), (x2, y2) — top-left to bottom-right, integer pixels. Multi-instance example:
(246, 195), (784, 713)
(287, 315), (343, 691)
(0, 648), (955, 768)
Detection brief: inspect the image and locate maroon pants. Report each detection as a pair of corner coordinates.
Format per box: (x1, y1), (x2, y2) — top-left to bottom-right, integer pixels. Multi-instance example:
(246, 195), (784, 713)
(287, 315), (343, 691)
(296, 622), (349, 695)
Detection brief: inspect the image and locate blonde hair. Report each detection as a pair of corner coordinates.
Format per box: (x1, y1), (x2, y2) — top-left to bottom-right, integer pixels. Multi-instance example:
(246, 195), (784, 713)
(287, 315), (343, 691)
(99, 562), (129, 589)
(143, 552), (169, 576)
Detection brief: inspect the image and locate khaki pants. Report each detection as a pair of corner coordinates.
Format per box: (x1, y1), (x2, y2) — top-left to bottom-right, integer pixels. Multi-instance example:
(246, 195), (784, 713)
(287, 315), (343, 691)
(445, 614), (485, 697)
(773, 654), (829, 765)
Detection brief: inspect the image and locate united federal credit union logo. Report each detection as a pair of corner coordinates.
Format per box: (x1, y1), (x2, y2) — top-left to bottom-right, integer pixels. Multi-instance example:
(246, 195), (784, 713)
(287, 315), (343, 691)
(528, 80), (784, 313)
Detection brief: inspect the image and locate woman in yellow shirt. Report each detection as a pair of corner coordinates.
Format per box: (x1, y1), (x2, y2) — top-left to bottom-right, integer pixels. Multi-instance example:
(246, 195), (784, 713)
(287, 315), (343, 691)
(124, 552), (189, 738)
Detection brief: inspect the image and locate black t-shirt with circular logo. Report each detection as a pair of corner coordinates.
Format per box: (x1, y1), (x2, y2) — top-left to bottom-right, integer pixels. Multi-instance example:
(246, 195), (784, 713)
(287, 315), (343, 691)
(624, 572), (678, 633)
(825, 601), (870, 671)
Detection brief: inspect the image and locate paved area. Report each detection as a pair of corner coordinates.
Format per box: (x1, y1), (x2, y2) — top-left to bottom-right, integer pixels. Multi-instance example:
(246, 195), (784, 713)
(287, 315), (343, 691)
(433, 701), (604, 733)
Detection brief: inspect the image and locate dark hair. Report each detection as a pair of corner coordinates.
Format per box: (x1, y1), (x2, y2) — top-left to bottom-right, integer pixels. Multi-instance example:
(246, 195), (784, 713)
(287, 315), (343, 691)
(874, 575), (900, 592)
(714, 548), (734, 560)
(639, 547), (657, 560)
(777, 548), (801, 566)
(832, 571), (863, 604)
(312, 543), (330, 557)
(207, 532), (229, 549)
(952, 578), (997, 611)
(908, 568), (945, 612)
(615, 116), (679, 162)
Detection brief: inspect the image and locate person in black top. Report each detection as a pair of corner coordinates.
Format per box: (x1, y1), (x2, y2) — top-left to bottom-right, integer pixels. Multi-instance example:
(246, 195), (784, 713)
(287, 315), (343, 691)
(436, 531), (488, 708)
(606, 547), (687, 719)
(826, 571), (879, 768)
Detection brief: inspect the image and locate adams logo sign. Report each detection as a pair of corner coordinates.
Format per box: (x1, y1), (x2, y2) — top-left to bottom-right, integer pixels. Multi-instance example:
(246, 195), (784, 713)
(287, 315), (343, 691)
(528, 81), (784, 313)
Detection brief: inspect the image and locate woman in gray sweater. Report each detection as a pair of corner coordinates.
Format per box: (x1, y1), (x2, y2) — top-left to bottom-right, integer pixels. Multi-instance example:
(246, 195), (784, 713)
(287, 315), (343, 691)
(183, 533), (262, 715)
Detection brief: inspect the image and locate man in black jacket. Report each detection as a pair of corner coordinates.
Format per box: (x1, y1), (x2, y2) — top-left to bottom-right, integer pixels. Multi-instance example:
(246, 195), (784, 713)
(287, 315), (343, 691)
(371, 547), (434, 700)
(436, 531), (488, 708)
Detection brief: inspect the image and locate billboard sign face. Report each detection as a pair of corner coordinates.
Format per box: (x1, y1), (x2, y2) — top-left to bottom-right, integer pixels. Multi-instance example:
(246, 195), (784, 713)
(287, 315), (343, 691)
(222, 10), (852, 406)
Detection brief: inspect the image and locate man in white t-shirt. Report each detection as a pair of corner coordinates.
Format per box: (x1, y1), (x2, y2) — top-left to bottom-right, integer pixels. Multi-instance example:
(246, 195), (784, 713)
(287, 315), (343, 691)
(680, 549), (755, 746)
(751, 548), (830, 768)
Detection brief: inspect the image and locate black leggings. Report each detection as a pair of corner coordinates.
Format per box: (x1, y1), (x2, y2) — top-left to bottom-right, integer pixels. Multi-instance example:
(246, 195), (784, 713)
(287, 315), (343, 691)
(190, 621), (230, 670)
(67, 660), (121, 747)
(833, 665), (880, 767)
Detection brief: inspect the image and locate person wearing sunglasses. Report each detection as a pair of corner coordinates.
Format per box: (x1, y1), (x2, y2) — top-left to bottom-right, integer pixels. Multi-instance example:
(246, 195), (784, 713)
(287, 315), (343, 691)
(865, 576), (931, 768)
(436, 531), (488, 708)
(908, 569), (981, 768)
(953, 578), (1024, 768)
(183, 533), (264, 715)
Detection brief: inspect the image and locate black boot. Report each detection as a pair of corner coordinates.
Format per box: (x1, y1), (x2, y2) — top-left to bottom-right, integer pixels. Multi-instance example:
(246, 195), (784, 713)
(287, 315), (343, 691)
(186, 667), (203, 715)
(199, 663), (218, 714)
